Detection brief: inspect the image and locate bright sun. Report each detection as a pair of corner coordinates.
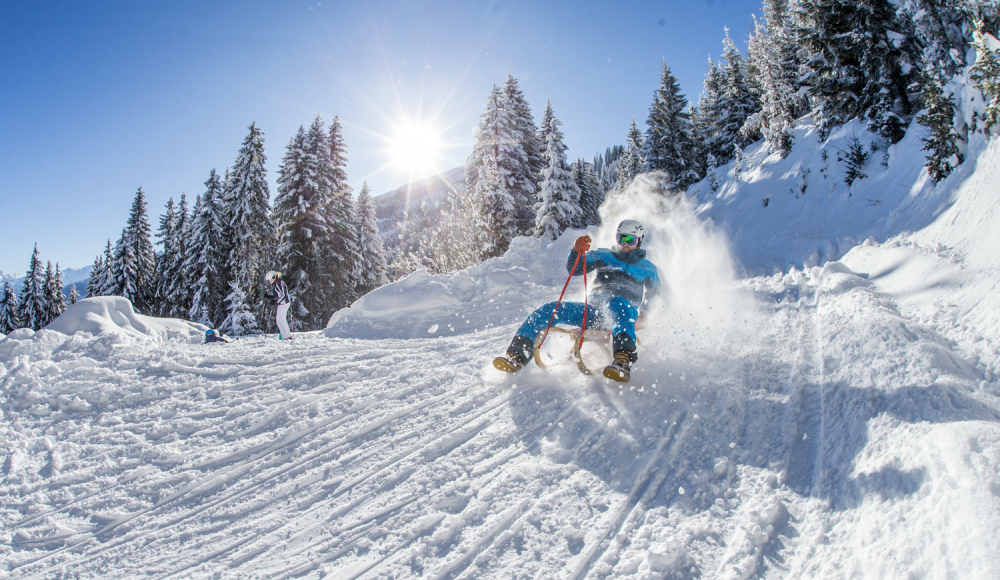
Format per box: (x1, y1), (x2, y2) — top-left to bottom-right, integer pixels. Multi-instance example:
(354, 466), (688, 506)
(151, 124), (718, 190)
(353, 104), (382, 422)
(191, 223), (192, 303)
(388, 122), (444, 177)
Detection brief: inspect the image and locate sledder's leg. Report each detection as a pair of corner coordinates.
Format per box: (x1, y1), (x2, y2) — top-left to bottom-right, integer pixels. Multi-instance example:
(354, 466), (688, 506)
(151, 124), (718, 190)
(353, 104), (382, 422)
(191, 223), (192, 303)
(516, 301), (591, 341)
(493, 335), (535, 373)
(605, 297), (639, 344)
(603, 298), (639, 382)
(494, 302), (593, 373)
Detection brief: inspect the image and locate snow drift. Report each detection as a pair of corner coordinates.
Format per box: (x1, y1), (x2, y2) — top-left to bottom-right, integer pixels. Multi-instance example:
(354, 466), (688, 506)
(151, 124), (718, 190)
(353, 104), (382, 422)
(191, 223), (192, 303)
(44, 296), (207, 344)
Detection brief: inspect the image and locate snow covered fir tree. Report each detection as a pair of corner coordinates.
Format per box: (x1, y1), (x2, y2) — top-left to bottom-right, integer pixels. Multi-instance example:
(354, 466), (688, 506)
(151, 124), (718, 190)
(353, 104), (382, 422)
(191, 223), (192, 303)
(73, 117), (383, 335)
(533, 100), (582, 240)
(222, 122), (274, 335)
(17, 244), (49, 331)
(463, 75), (546, 260)
(6, 244), (69, 331)
(0, 280), (21, 334)
(186, 170), (229, 327)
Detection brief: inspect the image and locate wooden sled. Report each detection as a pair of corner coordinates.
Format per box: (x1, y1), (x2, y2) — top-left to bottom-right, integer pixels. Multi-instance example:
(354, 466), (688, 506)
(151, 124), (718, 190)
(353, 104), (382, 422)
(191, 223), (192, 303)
(533, 326), (614, 375)
(533, 315), (646, 375)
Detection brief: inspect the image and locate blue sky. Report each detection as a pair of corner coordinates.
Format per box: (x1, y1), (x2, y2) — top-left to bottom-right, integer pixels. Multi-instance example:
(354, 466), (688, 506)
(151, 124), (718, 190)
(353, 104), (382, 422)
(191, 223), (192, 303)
(0, 0), (762, 273)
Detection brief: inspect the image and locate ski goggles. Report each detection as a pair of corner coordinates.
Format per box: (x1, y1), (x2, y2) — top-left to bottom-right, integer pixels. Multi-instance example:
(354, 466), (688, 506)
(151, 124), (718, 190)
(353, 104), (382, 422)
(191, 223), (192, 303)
(618, 234), (639, 247)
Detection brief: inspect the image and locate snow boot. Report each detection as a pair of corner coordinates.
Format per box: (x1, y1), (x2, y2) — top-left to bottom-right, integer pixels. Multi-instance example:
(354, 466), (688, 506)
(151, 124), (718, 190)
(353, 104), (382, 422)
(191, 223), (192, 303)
(603, 332), (637, 382)
(603, 351), (634, 382)
(493, 335), (533, 373)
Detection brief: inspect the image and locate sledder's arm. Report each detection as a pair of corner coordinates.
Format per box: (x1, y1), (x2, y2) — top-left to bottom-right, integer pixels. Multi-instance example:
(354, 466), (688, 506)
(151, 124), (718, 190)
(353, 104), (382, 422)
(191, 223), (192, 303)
(566, 236), (604, 276)
(638, 262), (664, 310)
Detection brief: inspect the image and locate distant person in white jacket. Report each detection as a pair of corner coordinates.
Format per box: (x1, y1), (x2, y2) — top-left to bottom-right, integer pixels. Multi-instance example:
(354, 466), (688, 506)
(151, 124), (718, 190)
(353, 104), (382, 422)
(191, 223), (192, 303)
(265, 271), (293, 340)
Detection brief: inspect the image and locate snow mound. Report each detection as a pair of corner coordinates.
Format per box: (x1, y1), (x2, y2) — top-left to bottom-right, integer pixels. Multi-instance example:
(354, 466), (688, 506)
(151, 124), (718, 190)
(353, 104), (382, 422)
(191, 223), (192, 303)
(45, 296), (207, 343)
(326, 233), (579, 340)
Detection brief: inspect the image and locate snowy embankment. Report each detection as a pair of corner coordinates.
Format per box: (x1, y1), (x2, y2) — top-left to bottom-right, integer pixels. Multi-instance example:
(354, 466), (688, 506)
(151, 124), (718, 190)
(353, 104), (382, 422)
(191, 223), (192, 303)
(2, 121), (1000, 579)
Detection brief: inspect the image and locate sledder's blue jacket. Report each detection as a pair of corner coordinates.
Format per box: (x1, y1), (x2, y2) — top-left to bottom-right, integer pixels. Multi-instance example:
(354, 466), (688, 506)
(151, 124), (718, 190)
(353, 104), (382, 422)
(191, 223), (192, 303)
(566, 246), (661, 307)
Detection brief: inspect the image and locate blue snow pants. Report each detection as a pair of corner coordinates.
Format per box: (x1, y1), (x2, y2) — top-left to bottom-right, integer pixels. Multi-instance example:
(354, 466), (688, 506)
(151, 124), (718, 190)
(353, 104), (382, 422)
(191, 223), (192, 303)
(515, 296), (639, 345)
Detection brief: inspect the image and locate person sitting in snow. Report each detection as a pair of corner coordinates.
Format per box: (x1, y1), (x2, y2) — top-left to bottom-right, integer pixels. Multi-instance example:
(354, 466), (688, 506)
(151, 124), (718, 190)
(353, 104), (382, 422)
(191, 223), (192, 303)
(493, 219), (661, 382)
(265, 270), (294, 340)
(204, 329), (232, 343)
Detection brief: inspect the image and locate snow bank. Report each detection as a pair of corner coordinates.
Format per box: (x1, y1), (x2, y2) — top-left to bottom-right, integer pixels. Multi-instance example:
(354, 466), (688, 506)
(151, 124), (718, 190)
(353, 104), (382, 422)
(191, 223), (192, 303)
(689, 118), (955, 275)
(44, 296), (207, 344)
(326, 232), (581, 340)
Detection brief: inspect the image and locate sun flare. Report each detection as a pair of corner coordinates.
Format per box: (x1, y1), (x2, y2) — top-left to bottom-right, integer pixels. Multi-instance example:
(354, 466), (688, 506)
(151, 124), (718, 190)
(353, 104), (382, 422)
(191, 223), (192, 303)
(387, 122), (445, 177)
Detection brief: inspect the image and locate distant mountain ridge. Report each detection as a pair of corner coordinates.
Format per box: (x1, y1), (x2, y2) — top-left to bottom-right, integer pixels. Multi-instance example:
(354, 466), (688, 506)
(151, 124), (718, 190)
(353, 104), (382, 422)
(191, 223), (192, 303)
(1, 265), (92, 295)
(374, 166), (465, 245)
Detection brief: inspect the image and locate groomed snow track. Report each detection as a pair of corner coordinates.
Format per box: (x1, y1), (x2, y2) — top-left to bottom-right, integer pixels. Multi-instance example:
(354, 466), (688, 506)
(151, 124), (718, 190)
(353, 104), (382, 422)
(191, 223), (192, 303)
(3, 251), (1000, 579)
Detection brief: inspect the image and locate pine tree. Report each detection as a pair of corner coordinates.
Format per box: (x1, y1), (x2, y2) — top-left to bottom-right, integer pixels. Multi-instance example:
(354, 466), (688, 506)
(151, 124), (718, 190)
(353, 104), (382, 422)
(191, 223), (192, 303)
(694, 57), (727, 163)
(643, 61), (700, 191)
(717, 29), (761, 158)
(18, 244), (47, 330)
(0, 281), (22, 333)
(795, 0), (920, 142)
(52, 262), (67, 319)
(464, 75), (543, 257)
(354, 181), (389, 296)
(216, 167), (236, 300)
(595, 146), (624, 193)
(503, 74), (546, 198)
(465, 85), (520, 259)
(534, 102), (582, 240)
(223, 122), (274, 334)
(112, 187), (157, 313)
(971, 28), (1000, 130)
(43, 262), (66, 326)
(86, 253), (104, 298)
(572, 159), (603, 227)
(153, 197), (178, 316)
(706, 153), (721, 192)
(917, 71), (963, 182)
(844, 135), (870, 187)
(187, 171), (228, 326)
(617, 119), (647, 192)
(745, 0), (805, 156)
(164, 194), (190, 318)
(98, 240), (116, 296)
(42, 261), (56, 327)
(220, 280), (261, 336)
(274, 123), (322, 329)
(68, 283), (79, 305)
(537, 99), (555, 174)
(471, 147), (514, 259)
(322, 116), (363, 316)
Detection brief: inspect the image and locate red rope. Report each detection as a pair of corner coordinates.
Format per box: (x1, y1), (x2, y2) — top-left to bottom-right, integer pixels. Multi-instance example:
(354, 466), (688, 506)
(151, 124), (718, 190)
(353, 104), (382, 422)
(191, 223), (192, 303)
(536, 249), (584, 352)
(578, 254), (588, 351)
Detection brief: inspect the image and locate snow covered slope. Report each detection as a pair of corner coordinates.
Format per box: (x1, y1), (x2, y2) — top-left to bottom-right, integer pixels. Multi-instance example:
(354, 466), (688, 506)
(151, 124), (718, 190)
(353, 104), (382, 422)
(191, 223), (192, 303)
(689, 118), (960, 275)
(2, 124), (1000, 579)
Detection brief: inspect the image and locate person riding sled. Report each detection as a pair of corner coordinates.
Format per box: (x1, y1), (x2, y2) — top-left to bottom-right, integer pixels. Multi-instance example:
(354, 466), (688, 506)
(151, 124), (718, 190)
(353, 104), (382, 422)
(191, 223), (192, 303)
(493, 219), (661, 382)
(265, 270), (294, 340)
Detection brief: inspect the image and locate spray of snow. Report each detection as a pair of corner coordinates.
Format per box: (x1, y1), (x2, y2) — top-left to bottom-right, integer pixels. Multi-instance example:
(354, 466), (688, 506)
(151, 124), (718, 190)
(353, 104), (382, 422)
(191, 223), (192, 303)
(599, 173), (759, 366)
